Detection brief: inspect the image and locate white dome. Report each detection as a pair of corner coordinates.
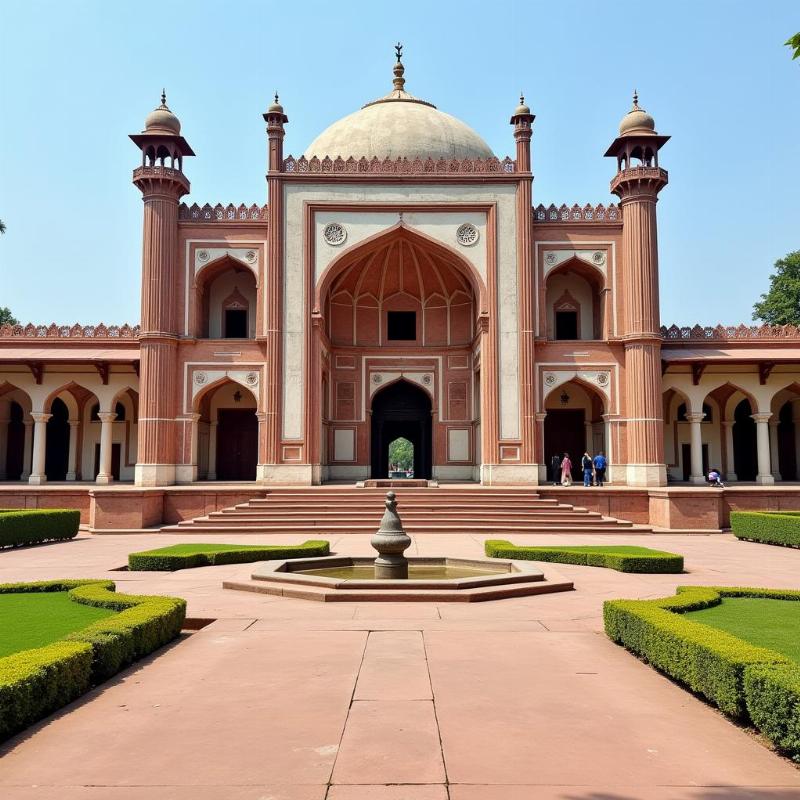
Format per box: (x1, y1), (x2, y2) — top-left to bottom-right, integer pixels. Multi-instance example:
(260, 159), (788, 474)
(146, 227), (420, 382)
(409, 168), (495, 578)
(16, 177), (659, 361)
(304, 53), (493, 161)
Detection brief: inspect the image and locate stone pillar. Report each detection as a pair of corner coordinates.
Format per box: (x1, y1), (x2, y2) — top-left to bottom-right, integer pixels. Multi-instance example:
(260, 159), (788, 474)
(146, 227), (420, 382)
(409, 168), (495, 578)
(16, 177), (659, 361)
(752, 412), (775, 485)
(722, 421), (737, 481)
(66, 420), (79, 481)
(96, 412), (117, 485)
(28, 412), (51, 485)
(686, 412), (706, 484)
(207, 420), (219, 480)
(769, 420), (782, 480)
(0, 415), (8, 480)
(21, 420), (33, 480)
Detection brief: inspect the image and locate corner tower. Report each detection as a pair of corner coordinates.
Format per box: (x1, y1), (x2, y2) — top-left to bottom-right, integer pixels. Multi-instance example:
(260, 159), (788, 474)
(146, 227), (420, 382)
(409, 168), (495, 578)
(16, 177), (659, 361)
(130, 92), (194, 486)
(605, 93), (670, 486)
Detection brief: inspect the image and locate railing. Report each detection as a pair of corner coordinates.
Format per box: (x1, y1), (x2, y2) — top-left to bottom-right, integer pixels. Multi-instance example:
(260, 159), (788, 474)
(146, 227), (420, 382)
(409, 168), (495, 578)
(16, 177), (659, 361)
(661, 323), (800, 341)
(533, 203), (620, 223)
(0, 324), (141, 339)
(179, 203), (268, 222)
(281, 154), (516, 175)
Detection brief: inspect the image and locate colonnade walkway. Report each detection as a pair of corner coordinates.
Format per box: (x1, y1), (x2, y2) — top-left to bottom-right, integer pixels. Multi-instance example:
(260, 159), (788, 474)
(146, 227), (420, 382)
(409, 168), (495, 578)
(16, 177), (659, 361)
(2, 531), (800, 797)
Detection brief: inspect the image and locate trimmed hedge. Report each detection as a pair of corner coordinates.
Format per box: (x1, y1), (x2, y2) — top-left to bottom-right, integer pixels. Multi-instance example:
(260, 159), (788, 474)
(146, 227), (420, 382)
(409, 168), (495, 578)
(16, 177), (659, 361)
(604, 586), (800, 760)
(485, 540), (684, 573)
(731, 511), (800, 548)
(0, 509), (80, 548)
(128, 540), (330, 571)
(0, 580), (186, 741)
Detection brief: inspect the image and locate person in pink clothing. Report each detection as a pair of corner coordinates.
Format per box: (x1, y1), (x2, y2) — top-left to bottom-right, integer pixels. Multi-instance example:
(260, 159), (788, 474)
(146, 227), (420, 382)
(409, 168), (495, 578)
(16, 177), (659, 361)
(560, 452), (573, 486)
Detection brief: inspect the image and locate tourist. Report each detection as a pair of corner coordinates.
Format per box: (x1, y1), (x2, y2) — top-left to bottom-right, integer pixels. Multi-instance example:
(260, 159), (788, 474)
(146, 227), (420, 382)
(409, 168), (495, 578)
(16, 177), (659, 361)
(581, 452), (594, 487)
(708, 468), (725, 488)
(560, 453), (573, 486)
(593, 451), (608, 487)
(550, 453), (562, 486)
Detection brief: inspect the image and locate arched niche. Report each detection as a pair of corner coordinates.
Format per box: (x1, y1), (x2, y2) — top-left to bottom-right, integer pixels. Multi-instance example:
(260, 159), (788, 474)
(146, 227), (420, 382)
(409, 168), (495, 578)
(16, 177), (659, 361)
(195, 256), (257, 339)
(544, 257), (605, 340)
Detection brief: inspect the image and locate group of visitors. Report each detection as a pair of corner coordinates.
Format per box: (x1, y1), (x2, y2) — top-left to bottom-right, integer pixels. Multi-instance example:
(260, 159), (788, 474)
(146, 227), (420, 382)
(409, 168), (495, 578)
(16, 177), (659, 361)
(550, 451), (608, 487)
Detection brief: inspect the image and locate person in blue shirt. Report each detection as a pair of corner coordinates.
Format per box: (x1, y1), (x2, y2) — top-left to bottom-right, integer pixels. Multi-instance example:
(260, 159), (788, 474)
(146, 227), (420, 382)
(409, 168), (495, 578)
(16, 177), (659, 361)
(592, 451), (608, 486)
(581, 452), (593, 487)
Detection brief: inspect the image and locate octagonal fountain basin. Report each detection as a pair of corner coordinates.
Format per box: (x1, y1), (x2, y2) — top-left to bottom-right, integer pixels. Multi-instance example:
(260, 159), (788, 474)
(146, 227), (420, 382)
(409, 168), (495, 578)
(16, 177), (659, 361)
(223, 556), (574, 602)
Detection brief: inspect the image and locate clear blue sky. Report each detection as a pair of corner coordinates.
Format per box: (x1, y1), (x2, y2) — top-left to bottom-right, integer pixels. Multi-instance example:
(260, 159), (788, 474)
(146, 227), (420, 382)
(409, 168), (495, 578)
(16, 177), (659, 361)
(1, 1), (798, 326)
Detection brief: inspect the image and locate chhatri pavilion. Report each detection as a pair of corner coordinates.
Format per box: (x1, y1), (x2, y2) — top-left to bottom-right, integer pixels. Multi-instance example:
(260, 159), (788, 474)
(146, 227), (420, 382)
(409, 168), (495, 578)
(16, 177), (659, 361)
(2, 48), (800, 531)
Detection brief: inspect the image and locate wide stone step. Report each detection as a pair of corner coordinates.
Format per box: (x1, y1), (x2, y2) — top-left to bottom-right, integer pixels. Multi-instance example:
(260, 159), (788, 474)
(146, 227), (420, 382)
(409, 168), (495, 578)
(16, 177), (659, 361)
(163, 522), (639, 534)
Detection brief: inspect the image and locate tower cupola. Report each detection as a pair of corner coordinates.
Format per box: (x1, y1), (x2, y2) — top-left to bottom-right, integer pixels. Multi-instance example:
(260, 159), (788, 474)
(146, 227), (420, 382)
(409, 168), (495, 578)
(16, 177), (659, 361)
(130, 90), (194, 172)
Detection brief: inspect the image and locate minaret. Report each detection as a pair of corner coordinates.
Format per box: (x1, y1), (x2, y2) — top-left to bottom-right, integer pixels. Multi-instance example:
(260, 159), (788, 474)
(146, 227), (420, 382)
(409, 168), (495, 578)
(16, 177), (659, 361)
(510, 95), (537, 472)
(130, 92), (194, 486)
(604, 92), (670, 486)
(261, 94), (288, 476)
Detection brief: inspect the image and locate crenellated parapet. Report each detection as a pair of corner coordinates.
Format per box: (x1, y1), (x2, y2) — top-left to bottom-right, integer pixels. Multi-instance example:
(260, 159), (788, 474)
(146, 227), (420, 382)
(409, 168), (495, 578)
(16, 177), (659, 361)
(281, 154), (516, 175)
(0, 323), (141, 339)
(661, 323), (800, 341)
(533, 203), (620, 223)
(179, 203), (268, 222)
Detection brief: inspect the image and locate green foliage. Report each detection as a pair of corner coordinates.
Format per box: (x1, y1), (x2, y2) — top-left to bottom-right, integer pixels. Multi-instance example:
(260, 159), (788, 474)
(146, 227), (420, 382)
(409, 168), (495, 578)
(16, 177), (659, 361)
(753, 250), (800, 326)
(388, 437), (413, 470)
(604, 586), (800, 760)
(0, 509), (81, 548)
(730, 510), (800, 548)
(485, 540), (683, 573)
(128, 539), (330, 571)
(787, 33), (800, 60)
(0, 306), (16, 325)
(0, 580), (185, 741)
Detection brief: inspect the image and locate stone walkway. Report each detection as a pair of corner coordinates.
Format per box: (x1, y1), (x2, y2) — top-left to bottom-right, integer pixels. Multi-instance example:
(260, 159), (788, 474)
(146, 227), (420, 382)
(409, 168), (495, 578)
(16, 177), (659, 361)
(1, 531), (800, 798)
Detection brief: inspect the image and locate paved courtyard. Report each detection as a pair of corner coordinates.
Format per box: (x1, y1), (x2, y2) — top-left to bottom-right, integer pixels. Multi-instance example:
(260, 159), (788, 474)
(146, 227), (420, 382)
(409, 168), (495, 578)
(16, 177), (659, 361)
(2, 530), (800, 798)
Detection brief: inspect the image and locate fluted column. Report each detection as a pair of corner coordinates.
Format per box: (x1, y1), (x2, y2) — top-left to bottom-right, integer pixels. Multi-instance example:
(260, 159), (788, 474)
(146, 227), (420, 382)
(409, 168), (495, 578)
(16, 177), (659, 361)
(66, 420), (79, 480)
(722, 421), (737, 481)
(752, 412), (774, 485)
(28, 412), (51, 485)
(686, 412), (706, 483)
(96, 412), (117, 484)
(21, 420), (33, 480)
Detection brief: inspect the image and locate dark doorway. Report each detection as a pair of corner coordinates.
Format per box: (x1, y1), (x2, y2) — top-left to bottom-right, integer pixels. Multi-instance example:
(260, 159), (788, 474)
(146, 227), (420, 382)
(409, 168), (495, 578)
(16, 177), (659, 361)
(45, 398), (70, 481)
(732, 399), (757, 481)
(387, 311), (416, 341)
(543, 409), (584, 480)
(216, 409), (258, 480)
(224, 309), (248, 338)
(681, 443), (709, 481)
(94, 443), (122, 481)
(777, 401), (797, 480)
(371, 381), (432, 479)
(5, 401), (24, 479)
(555, 311), (578, 340)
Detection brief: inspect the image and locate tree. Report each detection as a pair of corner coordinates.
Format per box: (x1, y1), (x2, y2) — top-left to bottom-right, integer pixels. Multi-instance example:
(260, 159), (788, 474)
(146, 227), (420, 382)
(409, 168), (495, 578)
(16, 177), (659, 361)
(0, 220), (5, 234)
(388, 437), (414, 471)
(753, 251), (800, 326)
(0, 307), (18, 325)
(787, 33), (800, 60)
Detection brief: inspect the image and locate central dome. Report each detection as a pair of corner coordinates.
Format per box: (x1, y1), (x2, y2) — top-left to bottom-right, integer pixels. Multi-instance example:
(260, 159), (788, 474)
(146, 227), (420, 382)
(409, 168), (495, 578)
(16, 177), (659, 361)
(304, 49), (494, 161)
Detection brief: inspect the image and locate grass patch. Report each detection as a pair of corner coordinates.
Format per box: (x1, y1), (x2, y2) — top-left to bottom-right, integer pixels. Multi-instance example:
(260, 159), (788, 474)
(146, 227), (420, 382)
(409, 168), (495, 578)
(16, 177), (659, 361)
(688, 597), (800, 664)
(485, 540), (683, 573)
(0, 592), (113, 658)
(128, 540), (330, 571)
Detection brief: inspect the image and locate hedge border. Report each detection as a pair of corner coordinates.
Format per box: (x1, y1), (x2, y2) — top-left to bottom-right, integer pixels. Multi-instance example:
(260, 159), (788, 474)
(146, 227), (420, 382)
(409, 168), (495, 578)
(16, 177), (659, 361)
(128, 539), (330, 571)
(485, 540), (684, 573)
(0, 579), (186, 741)
(0, 509), (80, 549)
(604, 585), (800, 760)
(731, 511), (800, 548)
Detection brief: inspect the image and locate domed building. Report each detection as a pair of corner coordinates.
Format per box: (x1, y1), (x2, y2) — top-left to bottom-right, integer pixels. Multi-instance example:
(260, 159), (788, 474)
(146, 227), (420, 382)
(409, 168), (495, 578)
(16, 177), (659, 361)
(2, 47), (800, 535)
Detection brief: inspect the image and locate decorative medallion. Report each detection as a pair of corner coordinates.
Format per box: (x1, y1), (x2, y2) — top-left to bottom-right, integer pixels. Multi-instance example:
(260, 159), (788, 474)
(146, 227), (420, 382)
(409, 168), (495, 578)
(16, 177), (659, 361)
(591, 251), (606, 266)
(323, 222), (347, 246)
(197, 250), (210, 263)
(597, 372), (609, 386)
(422, 374), (432, 385)
(544, 373), (557, 386)
(244, 371), (259, 386)
(455, 223), (479, 247)
(193, 371), (208, 386)
(245, 250), (257, 264)
(545, 252), (557, 266)
(372, 373), (383, 385)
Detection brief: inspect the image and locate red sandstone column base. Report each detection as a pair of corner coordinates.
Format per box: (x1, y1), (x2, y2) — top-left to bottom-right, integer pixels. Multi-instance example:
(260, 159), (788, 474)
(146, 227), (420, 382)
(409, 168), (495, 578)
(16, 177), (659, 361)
(135, 464), (177, 487)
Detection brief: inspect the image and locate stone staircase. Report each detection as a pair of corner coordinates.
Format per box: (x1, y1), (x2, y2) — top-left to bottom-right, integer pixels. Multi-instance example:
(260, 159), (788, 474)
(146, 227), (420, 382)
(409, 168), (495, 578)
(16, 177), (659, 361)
(161, 486), (653, 536)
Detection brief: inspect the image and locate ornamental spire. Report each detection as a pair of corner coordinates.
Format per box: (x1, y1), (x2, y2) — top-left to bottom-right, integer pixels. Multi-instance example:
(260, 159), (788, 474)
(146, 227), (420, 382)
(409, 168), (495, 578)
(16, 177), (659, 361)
(161, 88), (167, 106)
(392, 42), (405, 92)
(632, 89), (640, 111)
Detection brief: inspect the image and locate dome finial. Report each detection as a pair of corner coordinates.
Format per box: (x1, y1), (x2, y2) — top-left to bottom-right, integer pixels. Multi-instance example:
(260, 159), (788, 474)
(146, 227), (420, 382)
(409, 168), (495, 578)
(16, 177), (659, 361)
(274, 90), (279, 104)
(161, 88), (167, 107)
(392, 42), (406, 92)
(632, 89), (639, 110)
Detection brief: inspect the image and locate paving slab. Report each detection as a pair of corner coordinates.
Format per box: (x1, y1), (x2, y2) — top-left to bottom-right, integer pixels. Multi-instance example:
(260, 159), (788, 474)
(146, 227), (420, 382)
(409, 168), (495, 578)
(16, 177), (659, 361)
(327, 786), (447, 800)
(354, 631), (432, 700)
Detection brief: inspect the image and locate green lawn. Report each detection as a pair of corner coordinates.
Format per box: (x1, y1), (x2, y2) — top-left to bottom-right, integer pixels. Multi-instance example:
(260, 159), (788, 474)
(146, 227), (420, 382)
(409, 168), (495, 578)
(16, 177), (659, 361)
(0, 592), (114, 658)
(687, 597), (800, 664)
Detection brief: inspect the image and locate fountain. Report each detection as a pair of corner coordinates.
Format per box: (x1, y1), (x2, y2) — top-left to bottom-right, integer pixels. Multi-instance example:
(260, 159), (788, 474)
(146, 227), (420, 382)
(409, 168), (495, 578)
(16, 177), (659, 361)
(224, 492), (574, 602)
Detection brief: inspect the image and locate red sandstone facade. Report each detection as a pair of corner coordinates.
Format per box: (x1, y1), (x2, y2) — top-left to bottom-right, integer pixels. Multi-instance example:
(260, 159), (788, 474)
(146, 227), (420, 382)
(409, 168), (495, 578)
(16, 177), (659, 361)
(2, 56), (800, 528)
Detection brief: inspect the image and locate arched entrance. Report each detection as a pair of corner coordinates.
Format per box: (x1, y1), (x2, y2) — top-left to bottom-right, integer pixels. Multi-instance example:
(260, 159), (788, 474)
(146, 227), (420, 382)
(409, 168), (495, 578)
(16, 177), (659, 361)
(371, 381), (432, 479)
(732, 398), (757, 481)
(45, 398), (70, 481)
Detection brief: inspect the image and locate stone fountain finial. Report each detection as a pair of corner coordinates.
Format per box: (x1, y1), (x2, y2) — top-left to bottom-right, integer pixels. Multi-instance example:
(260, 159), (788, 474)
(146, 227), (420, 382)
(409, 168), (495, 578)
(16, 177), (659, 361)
(371, 491), (412, 579)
